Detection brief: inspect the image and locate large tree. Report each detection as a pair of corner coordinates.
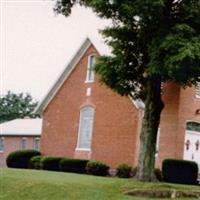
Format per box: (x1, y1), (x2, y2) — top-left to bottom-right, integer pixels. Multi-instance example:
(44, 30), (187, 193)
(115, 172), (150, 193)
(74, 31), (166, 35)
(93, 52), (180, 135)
(0, 91), (39, 123)
(54, 0), (200, 181)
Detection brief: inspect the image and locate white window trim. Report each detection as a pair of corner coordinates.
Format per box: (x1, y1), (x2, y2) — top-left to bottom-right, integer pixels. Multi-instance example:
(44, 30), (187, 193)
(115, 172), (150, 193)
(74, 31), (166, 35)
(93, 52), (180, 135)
(0, 137), (4, 153)
(75, 148), (91, 151)
(76, 106), (94, 151)
(85, 54), (96, 83)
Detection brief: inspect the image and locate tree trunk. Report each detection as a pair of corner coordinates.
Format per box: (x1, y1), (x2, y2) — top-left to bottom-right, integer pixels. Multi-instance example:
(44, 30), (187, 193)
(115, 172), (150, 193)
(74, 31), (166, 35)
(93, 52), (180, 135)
(136, 75), (164, 181)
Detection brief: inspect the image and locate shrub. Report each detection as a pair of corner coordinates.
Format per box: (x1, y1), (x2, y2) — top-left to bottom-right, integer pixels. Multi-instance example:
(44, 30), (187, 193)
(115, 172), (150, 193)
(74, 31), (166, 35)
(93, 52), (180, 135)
(6, 149), (41, 169)
(86, 160), (110, 176)
(29, 155), (42, 169)
(116, 163), (132, 178)
(162, 159), (198, 185)
(41, 156), (63, 171)
(60, 158), (89, 174)
(131, 166), (138, 177)
(154, 168), (163, 181)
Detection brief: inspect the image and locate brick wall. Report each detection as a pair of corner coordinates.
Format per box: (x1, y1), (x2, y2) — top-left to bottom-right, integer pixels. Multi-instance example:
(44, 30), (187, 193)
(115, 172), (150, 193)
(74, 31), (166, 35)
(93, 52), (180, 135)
(176, 86), (200, 159)
(157, 83), (200, 167)
(41, 43), (200, 168)
(41, 44), (141, 167)
(156, 83), (181, 167)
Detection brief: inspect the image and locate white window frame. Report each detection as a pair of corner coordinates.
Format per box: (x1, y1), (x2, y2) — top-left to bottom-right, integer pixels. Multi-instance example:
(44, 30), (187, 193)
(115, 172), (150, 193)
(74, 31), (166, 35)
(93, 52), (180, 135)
(33, 137), (40, 151)
(21, 137), (27, 150)
(76, 106), (95, 151)
(195, 82), (200, 98)
(85, 54), (96, 83)
(0, 137), (4, 152)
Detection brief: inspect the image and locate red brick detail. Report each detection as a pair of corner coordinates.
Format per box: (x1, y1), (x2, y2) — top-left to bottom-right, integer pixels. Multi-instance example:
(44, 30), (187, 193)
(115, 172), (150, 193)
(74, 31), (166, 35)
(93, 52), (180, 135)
(41, 44), (200, 169)
(41, 44), (140, 167)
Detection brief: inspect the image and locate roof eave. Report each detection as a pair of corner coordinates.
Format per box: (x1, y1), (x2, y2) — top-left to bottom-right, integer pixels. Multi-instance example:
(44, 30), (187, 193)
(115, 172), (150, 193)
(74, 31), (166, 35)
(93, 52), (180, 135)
(35, 37), (93, 114)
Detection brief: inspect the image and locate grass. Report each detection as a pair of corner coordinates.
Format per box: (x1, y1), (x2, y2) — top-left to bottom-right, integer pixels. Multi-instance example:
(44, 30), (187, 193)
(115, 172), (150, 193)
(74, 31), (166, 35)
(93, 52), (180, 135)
(0, 168), (199, 200)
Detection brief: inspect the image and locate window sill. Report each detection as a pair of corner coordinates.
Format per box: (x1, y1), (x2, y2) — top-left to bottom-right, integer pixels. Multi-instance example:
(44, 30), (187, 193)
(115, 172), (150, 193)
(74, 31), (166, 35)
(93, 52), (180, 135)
(75, 148), (91, 151)
(85, 80), (94, 83)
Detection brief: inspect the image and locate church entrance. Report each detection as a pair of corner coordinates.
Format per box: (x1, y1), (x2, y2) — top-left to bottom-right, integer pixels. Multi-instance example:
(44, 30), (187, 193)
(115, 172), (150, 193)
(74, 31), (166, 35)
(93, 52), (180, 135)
(183, 121), (200, 169)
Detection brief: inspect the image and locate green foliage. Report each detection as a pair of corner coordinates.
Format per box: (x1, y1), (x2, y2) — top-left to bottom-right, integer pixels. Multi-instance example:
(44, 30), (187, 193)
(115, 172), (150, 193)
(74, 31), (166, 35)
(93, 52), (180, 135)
(162, 159), (198, 185)
(60, 158), (89, 174)
(131, 166), (138, 177)
(29, 155), (42, 169)
(0, 91), (39, 123)
(54, 0), (200, 181)
(6, 150), (41, 169)
(2, 168), (199, 200)
(54, 0), (200, 98)
(40, 156), (63, 171)
(86, 160), (110, 176)
(154, 168), (163, 182)
(116, 163), (132, 178)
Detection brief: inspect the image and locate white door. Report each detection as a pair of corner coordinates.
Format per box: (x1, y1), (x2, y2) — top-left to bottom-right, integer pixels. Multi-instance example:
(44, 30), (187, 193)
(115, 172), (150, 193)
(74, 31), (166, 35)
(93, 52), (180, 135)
(184, 128), (200, 169)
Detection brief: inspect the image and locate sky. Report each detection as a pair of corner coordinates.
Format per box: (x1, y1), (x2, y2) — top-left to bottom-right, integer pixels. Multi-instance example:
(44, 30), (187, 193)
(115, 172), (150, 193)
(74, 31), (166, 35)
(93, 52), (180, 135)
(1, 0), (110, 102)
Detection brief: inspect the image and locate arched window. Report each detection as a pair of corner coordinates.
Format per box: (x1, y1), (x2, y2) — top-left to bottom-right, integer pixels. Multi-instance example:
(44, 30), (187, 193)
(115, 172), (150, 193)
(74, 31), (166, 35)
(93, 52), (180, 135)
(86, 55), (96, 82)
(77, 106), (95, 150)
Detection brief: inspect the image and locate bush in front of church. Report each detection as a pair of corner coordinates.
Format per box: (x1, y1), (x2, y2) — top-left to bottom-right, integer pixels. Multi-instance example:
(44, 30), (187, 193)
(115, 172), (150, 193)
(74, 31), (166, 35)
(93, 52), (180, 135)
(162, 159), (198, 185)
(40, 156), (63, 171)
(29, 155), (42, 169)
(116, 163), (132, 178)
(6, 149), (41, 169)
(86, 160), (110, 176)
(60, 158), (89, 174)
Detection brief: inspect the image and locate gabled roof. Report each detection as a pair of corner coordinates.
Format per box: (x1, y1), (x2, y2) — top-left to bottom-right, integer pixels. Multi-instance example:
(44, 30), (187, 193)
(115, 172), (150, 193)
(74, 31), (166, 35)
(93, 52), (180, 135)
(36, 37), (144, 114)
(36, 38), (93, 114)
(0, 118), (42, 136)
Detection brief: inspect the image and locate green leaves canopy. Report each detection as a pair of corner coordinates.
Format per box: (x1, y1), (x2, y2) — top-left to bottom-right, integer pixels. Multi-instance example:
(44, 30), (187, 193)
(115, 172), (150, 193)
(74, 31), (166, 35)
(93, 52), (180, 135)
(54, 0), (200, 99)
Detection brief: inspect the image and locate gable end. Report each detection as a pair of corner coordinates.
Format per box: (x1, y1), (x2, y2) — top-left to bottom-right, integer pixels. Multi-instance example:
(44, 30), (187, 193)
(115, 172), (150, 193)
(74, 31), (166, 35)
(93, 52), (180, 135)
(35, 38), (93, 114)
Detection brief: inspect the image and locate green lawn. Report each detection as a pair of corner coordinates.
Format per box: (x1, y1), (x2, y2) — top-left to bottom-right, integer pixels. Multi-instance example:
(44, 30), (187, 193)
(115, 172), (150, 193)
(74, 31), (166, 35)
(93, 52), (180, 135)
(0, 168), (199, 200)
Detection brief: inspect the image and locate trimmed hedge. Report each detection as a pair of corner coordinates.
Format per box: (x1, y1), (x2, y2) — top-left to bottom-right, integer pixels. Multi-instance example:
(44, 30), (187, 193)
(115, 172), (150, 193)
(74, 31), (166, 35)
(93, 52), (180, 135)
(41, 156), (63, 171)
(6, 149), (41, 169)
(131, 167), (138, 177)
(29, 155), (42, 169)
(154, 168), (163, 182)
(86, 160), (110, 176)
(60, 158), (89, 174)
(162, 159), (198, 185)
(116, 163), (132, 178)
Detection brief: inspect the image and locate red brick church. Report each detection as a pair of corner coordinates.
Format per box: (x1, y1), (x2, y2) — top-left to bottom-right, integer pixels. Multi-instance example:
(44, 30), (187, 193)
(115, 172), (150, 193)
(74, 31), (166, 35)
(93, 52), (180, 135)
(36, 38), (200, 168)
